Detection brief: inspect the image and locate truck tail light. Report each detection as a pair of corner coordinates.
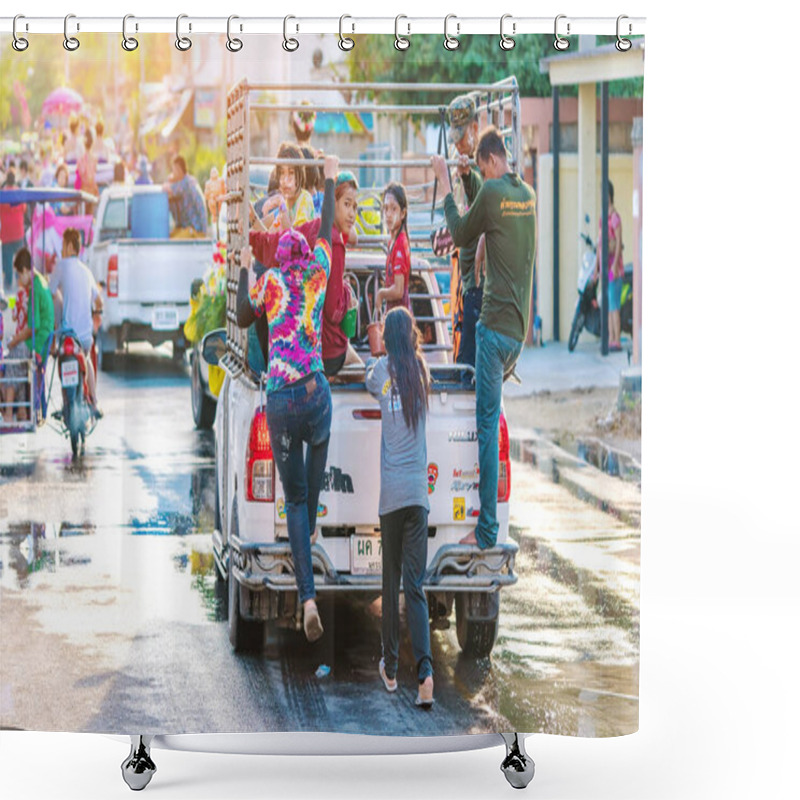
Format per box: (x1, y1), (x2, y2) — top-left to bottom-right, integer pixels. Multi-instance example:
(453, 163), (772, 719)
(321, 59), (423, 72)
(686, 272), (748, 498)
(107, 255), (118, 297)
(498, 412), (511, 503)
(246, 407), (274, 502)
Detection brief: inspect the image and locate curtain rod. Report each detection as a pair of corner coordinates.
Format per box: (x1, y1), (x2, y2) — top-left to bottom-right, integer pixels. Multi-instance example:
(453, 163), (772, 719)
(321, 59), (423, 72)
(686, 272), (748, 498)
(0, 15), (646, 38)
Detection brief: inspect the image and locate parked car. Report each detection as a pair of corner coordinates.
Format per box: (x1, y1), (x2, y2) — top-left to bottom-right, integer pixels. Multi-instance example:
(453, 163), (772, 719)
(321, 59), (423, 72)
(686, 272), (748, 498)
(86, 185), (214, 368)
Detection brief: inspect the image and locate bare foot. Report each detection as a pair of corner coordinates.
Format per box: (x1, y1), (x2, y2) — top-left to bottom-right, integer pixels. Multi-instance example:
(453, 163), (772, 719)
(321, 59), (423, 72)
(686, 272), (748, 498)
(310, 527), (319, 545)
(459, 530), (479, 546)
(303, 599), (324, 642)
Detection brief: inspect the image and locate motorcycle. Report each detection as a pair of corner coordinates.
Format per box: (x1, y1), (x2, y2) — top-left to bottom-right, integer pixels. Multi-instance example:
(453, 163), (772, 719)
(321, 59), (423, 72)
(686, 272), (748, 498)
(568, 221), (634, 352)
(54, 330), (98, 458)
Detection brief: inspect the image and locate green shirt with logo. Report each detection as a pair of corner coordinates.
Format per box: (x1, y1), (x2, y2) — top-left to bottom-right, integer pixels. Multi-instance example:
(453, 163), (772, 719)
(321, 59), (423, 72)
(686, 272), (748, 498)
(444, 172), (536, 342)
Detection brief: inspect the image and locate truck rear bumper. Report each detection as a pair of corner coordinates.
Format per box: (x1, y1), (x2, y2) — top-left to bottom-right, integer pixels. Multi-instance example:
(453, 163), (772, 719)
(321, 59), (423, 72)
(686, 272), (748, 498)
(227, 535), (518, 593)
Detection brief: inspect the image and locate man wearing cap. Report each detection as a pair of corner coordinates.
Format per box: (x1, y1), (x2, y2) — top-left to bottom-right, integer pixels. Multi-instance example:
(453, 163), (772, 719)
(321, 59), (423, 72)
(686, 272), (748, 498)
(431, 127), (537, 551)
(447, 95), (486, 373)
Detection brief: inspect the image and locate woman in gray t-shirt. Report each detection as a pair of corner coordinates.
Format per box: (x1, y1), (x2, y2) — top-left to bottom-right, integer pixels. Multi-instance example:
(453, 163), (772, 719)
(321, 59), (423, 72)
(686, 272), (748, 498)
(365, 307), (434, 708)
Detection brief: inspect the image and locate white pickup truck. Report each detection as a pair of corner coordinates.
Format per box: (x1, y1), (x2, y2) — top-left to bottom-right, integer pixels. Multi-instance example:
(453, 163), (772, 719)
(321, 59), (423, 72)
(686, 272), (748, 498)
(206, 250), (517, 658)
(87, 185), (213, 367)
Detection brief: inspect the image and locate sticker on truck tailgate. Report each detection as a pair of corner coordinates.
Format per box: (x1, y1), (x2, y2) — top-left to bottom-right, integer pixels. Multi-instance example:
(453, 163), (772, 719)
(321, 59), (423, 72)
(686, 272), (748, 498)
(453, 497), (466, 521)
(152, 306), (179, 331)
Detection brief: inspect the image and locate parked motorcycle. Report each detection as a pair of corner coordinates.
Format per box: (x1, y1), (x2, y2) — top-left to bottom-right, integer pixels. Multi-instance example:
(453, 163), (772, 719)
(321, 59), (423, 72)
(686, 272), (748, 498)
(568, 223), (634, 352)
(55, 331), (98, 458)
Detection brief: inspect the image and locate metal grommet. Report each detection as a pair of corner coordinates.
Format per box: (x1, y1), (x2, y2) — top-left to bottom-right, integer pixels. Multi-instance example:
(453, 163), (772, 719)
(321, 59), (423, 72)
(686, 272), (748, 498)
(12, 15), (29, 52)
(554, 14), (570, 51)
(283, 15), (299, 52)
(444, 14), (460, 51)
(394, 15), (410, 51)
(616, 15), (632, 52)
(339, 15), (355, 51)
(122, 14), (138, 52)
(175, 14), (192, 51)
(63, 14), (80, 51)
(227, 15), (243, 52)
(499, 14), (515, 51)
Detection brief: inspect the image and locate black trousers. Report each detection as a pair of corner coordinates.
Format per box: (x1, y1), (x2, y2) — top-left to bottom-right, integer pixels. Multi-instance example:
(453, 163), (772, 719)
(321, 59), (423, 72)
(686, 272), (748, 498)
(380, 505), (433, 682)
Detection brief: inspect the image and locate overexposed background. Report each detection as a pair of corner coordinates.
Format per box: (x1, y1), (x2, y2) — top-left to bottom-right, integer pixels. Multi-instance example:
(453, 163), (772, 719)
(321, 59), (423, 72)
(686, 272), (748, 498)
(2, 1), (798, 798)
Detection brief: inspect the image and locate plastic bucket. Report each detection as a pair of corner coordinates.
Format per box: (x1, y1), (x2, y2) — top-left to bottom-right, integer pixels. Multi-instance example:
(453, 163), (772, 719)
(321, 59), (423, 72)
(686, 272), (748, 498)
(367, 322), (385, 357)
(340, 307), (357, 339)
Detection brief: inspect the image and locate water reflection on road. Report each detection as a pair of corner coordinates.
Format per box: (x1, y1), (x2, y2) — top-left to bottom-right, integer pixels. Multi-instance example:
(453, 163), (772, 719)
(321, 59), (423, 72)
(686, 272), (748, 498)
(1, 347), (639, 737)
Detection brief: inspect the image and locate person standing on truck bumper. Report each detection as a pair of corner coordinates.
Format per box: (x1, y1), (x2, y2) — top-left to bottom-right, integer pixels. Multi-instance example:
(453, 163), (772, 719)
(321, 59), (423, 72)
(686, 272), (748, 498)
(236, 155), (340, 643)
(432, 128), (537, 549)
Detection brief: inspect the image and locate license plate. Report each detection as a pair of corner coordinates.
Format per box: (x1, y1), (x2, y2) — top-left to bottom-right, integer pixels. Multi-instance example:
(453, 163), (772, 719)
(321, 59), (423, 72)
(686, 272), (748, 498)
(60, 360), (79, 388)
(152, 306), (179, 331)
(350, 534), (382, 575)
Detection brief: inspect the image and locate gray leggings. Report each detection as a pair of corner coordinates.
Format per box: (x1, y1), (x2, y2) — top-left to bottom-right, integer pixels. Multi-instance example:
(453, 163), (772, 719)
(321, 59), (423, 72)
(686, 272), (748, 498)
(380, 505), (433, 683)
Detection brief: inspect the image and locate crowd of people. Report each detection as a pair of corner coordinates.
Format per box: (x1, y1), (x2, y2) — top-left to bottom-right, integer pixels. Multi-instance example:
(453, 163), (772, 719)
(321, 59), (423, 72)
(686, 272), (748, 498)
(232, 94), (538, 707)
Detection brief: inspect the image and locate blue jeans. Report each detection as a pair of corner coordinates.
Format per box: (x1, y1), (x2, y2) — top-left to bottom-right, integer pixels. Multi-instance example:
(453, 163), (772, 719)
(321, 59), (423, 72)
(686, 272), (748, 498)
(475, 322), (522, 549)
(266, 372), (332, 604)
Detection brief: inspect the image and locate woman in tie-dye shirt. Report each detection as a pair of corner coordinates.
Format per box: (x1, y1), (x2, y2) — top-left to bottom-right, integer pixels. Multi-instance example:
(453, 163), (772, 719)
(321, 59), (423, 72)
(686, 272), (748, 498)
(236, 155), (339, 644)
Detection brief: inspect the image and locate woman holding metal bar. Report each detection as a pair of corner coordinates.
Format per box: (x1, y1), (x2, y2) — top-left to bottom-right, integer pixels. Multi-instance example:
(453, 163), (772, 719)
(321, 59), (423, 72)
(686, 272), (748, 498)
(236, 154), (339, 643)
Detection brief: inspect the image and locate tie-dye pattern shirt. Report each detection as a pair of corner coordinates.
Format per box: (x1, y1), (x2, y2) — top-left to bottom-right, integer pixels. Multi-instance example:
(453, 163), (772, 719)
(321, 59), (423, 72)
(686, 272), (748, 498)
(248, 240), (331, 393)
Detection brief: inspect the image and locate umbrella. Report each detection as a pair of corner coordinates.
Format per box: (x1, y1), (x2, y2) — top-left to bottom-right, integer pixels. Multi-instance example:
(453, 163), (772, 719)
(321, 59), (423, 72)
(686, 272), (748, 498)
(41, 87), (84, 118)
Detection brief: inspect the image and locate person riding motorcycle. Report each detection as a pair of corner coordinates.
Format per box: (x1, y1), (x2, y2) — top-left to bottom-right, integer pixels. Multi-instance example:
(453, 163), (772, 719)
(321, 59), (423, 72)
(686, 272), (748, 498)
(49, 227), (104, 418)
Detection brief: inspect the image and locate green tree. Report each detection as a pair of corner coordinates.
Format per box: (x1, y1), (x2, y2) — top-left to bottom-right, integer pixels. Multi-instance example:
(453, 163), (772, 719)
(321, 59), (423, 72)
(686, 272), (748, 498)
(348, 34), (643, 100)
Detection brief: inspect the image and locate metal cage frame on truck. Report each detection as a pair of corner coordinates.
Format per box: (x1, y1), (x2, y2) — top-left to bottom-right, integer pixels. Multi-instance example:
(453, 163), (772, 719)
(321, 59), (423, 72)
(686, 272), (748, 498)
(222, 76), (522, 373)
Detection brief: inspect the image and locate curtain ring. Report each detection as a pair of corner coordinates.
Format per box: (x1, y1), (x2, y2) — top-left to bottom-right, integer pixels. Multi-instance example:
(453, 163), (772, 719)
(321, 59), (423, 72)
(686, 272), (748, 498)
(63, 14), (80, 51)
(339, 15), (355, 51)
(616, 15), (632, 52)
(443, 14), (460, 51)
(175, 14), (192, 51)
(227, 15), (243, 52)
(394, 15), (410, 51)
(499, 14), (515, 51)
(554, 14), (570, 51)
(283, 16), (299, 52)
(12, 15), (29, 52)
(122, 15), (138, 52)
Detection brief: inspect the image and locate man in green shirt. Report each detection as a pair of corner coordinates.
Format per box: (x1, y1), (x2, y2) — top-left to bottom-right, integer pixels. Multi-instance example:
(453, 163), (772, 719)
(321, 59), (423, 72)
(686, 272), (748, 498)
(432, 127), (537, 549)
(4, 248), (55, 422)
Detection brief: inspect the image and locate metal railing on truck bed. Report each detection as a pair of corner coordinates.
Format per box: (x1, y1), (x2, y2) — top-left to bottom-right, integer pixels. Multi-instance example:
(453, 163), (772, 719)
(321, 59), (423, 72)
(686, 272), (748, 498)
(224, 76), (521, 374)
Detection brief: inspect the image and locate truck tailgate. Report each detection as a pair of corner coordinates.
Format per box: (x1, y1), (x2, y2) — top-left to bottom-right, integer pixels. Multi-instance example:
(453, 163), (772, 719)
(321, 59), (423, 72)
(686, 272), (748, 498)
(274, 389), (480, 530)
(117, 239), (213, 304)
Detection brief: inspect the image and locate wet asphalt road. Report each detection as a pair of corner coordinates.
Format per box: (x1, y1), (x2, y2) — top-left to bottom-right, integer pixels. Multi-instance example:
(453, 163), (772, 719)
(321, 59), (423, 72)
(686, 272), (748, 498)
(0, 345), (639, 737)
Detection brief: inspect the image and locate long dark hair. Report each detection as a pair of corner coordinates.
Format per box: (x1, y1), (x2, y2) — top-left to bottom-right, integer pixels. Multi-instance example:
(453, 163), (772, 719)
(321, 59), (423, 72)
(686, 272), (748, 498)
(382, 182), (408, 240)
(382, 307), (429, 433)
